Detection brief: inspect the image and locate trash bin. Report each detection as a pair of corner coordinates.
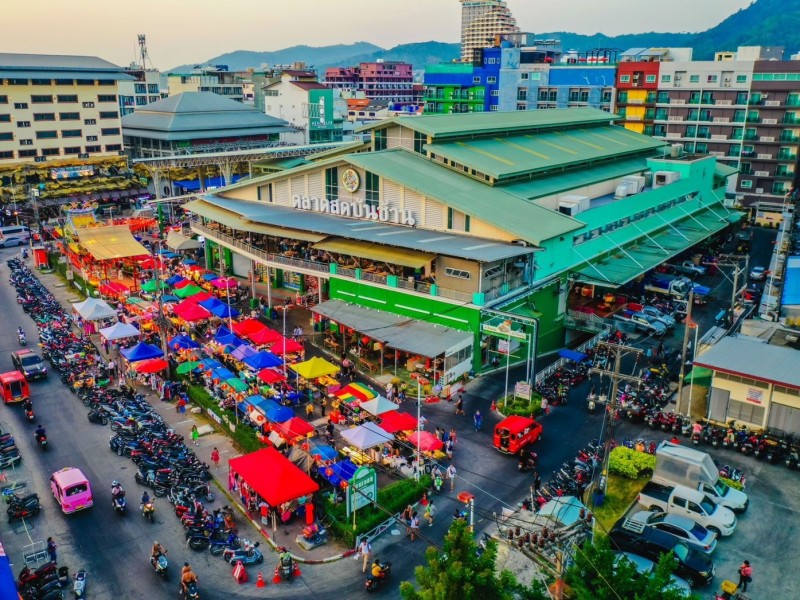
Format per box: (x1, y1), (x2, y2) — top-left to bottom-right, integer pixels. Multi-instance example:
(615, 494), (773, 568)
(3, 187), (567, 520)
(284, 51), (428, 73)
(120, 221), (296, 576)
(249, 298), (258, 310)
(592, 490), (605, 507)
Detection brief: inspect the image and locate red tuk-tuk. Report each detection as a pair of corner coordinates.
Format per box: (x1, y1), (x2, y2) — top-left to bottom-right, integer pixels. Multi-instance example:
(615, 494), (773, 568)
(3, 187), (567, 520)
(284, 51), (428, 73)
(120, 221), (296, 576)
(493, 415), (542, 455)
(0, 371), (30, 404)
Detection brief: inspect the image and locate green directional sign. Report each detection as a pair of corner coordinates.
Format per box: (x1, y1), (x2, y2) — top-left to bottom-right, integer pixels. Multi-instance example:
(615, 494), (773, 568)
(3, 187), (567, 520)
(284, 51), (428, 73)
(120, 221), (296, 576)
(346, 466), (377, 517)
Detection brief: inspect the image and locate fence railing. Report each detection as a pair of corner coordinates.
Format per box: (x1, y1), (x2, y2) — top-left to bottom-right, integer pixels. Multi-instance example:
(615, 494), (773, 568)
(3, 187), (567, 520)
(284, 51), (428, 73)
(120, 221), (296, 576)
(534, 330), (608, 385)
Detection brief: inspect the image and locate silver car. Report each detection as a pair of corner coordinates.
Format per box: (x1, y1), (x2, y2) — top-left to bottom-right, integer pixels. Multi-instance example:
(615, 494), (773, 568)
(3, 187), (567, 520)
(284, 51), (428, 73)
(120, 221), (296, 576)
(615, 552), (692, 597)
(639, 306), (676, 330)
(630, 510), (718, 554)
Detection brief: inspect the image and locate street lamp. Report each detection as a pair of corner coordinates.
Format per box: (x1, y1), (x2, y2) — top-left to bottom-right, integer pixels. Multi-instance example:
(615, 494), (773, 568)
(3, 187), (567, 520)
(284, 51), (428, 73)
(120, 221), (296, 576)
(415, 378), (421, 481)
(687, 323), (699, 418)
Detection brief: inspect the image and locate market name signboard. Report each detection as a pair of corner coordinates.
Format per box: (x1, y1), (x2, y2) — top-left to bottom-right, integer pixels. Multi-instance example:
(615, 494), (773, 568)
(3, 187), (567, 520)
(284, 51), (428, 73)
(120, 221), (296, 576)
(292, 195), (417, 226)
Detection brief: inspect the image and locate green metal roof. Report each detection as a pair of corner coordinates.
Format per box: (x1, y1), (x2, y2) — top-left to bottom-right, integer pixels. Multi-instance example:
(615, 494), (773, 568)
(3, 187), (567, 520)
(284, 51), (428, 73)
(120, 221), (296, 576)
(714, 163), (739, 178)
(359, 107), (617, 139)
(426, 126), (663, 181)
(503, 157), (649, 200)
(345, 149), (583, 245)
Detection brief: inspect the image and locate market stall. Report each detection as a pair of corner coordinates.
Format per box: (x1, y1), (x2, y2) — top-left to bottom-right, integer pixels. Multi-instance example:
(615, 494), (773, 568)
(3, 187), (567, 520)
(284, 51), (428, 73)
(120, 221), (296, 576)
(72, 297), (117, 321)
(377, 411), (418, 434)
(121, 342), (163, 362)
(360, 396), (398, 417)
(339, 422), (391, 464)
(99, 321), (140, 342)
(290, 357), (339, 380)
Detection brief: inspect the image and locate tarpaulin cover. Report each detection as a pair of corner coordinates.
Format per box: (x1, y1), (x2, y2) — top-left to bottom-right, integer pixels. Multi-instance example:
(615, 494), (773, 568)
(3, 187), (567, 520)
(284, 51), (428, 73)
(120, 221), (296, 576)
(121, 342), (164, 362)
(257, 369), (286, 384)
(246, 327), (282, 345)
(336, 383), (377, 403)
(360, 396), (397, 416)
(232, 318), (266, 337)
(340, 422), (391, 450)
(166, 275), (186, 286)
(184, 290), (213, 304)
(558, 349), (589, 362)
(201, 273), (219, 282)
(244, 351), (283, 370)
(225, 377), (249, 392)
(309, 444), (338, 461)
(77, 225), (149, 261)
(259, 398), (293, 423)
(290, 357), (340, 380)
(211, 367), (236, 381)
(409, 430), (444, 452)
(198, 358), (223, 369)
(230, 344), (258, 361)
(173, 279), (191, 289)
(182, 259), (198, 265)
(99, 321), (140, 341)
(166, 229), (201, 251)
(271, 337), (304, 355)
(212, 277), (238, 289)
(168, 334), (199, 350)
(229, 447), (319, 507)
(378, 411), (418, 434)
(172, 302), (212, 322)
(317, 459), (357, 487)
(73, 297), (117, 321)
(0, 539), (19, 600)
(174, 284), (203, 298)
(273, 416), (314, 440)
(214, 326), (243, 347)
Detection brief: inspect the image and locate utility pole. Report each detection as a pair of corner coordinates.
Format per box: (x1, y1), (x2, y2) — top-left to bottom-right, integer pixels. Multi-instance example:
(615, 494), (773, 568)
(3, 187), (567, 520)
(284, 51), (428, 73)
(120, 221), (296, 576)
(713, 254), (750, 326)
(676, 289), (694, 416)
(590, 341), (642, 499)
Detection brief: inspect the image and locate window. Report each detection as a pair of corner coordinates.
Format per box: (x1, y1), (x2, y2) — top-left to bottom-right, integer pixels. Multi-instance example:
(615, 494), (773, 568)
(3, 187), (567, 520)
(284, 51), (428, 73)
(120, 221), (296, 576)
(325, 167), (338, 200)
(57, 95), (78, 103)
(97, 94), (117, 103)
(661, 74), (672, 83)
(82, 102), (95, 109)
(413, 131), (425, 154)
(0, 114), (9, 122)
(740, 179), (753, 189)
(736, 74), (747, 83)
(18, 149), (37, 157)
(483, 265), (503, 278)
(99, 111), (118, 119)
(473, 76), (481, 84)
(0, 151), (13, 159)
(490, 105), (498, 111)
(42, 148), (60, 156)
(84, 145), (101, 153)
(60, 112), (80, 120)
(491, 90), (499, 96)
(373, 128), (386, 151)
(486, 76), (496, 84)
(17, 121), (30, 128)
(84, 118), (96, 125)
(31, 95), (53, 104)
(33, 113), (55, 121)
(35, 130), (57, 139)
(19, 139), (32, 146)
(105, 144), (122, 152)
(63, 146), (81, 155)
(147, 84), (159, 93)
(707, 75), (718, 83)
(264, 90), (278, 97)
(689, 75), (700, 83)
(365, 171), (379, 206)
(444, 267), (470, 280)
(521, 72), (529, 80)
(134, 84), (146, 94)
(61, 129), (82, 138)
(86, 135), (98, 142)
(0, 132), (12, 141)
(645, 75), (656, 83)
(101, 127), (120, 136)
(0, 95), (6, 104)
(13, 102), (28, 110)
(56, 78), (76, 85)
(447, 208), (470, 232)
(7, 79), (28, 85)
(620, 75), (630, 83)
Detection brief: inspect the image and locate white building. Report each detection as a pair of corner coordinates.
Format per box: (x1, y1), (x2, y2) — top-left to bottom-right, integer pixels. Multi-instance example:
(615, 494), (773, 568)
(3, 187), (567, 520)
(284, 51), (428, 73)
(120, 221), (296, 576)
(118, 67), (166, 116)
(460, 0), (519, 62)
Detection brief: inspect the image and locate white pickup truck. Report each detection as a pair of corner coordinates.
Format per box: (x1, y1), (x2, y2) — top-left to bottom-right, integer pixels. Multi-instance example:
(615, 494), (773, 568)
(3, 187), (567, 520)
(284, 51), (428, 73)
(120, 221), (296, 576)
(638, 481), (737, 537)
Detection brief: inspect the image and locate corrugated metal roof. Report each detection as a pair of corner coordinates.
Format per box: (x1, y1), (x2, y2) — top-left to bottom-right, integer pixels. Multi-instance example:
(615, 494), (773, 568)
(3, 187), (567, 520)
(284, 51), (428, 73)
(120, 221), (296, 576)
(426, 126), (663, 180)
(0, 70), (133, 81)
(694, 336), (800, 389)
(291, 81), (328, 91)
(194, 194), (535, 262)
(714, 163), (739, 178)
(0, 53), (125, 72)
(782, 256), (800, 307)
(345, 149), (582, 245)
(123, 125), (289, 142)
(503, 157), (649, 200)
(360, 107), (616, 139)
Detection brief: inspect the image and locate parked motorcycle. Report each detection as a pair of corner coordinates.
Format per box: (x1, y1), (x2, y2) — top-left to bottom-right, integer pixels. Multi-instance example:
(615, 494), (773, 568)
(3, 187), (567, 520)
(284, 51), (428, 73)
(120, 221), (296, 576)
(87, 410), (108, 426)
(224, 541), (263, 564)
(73, 568), (87, 598)
(182, 581), (200, 600)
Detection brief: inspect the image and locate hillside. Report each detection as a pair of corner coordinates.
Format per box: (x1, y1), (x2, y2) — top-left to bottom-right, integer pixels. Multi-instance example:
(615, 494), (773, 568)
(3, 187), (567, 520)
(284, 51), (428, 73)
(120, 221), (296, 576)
(170, 0), (800, 72)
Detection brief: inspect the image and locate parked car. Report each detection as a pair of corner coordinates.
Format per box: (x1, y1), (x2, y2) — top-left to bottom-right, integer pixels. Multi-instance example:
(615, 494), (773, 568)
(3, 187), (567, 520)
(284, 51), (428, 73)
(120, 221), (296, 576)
(625, 510), (718, 554)
(614, 552), (693, 596)
(749, 266), (767, 281)
(608, 523), (715, 587)
(638, 306), (676, 330)
(666, 260), (708, 278)
(11, 349), (47, 380)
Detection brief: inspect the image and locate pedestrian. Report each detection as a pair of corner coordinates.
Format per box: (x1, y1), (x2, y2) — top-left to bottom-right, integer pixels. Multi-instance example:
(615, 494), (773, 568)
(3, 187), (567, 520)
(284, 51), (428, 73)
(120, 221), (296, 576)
(211, 447), (220, 469)
(473, 410), (482, 431)
(445, 438), (454, 460)
(409, 512), (420, 542)
(434, 427), (443, 441)
(357, 537), (372, 573)
(402, 504), (413, 537)
(449, 428), (457, 444)
(320, 397), (327, 417)
(656, 340), (664, 359)
(306, 401), (314, 419)
(455, 396), (465, 416)
(646, 346), (653, 364)
(737, 560), (752, 592)
(46, 537), (57, 563)
(533, 472), (542, 493)
(418, 415), (427, 431)
(541, 396), (549, 416)
(424, 500), (436, 526)
(191, 425), (199, 446)
(446, 464), (456, 492)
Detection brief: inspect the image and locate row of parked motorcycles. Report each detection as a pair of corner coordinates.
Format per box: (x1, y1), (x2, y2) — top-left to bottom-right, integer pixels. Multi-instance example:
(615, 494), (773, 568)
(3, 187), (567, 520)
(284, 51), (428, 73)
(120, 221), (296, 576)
(690, 419), (800, 469)
(522, 440), (603, 508)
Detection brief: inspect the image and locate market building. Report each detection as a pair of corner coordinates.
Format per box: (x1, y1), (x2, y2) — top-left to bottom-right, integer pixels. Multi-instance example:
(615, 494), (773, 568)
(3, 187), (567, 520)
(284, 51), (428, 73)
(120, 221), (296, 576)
(183, 108), (740, 388)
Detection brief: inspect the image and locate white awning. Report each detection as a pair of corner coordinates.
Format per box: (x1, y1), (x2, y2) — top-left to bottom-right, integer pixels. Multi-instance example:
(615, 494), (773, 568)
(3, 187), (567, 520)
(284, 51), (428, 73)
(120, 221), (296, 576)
(73, 297), (117, 321)
(166, 229), (201, 251)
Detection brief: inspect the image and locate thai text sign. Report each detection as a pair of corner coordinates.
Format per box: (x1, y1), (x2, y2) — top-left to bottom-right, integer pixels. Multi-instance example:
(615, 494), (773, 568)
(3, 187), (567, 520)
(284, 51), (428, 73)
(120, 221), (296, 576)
(346, 466), (377, 516)
(292, 195), (416, 226)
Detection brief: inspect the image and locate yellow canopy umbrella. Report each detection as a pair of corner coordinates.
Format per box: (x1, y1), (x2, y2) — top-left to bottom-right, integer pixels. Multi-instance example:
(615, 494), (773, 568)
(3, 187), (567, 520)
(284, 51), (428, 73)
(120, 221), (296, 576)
(290, 356), (340, 379)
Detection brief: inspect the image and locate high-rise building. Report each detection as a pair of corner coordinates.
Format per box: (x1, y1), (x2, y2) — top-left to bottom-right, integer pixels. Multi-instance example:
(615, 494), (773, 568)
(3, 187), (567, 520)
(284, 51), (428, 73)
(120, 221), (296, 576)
(167, 66), (244, 102)
(460, 0), (519, 62)
(324, 61), (415, 105)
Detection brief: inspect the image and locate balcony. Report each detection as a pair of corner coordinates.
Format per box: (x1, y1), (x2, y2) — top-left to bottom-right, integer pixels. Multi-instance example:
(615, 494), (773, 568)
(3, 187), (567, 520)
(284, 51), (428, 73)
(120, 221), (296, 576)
(778, 153), (797, 161)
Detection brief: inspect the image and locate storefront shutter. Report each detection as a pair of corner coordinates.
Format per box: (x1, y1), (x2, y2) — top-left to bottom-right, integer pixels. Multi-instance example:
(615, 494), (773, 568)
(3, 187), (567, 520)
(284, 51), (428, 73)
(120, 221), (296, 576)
(708, 387), (729, 422)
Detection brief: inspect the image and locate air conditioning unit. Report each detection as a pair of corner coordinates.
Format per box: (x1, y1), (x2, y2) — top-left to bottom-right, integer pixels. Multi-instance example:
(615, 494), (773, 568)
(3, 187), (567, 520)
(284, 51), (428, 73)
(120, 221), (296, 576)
(614, 176), (646, 199)
(756, 188), (765, 194)
(653, 171), (681, 189)
(675, 75), (682, 80)
(558, 195), (591, 216)
(724, 77), (731, 82)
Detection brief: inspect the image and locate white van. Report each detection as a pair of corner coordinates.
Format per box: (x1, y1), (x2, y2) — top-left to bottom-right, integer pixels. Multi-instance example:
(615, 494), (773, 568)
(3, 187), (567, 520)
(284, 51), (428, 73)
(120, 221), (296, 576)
(0, 226), (31, 247)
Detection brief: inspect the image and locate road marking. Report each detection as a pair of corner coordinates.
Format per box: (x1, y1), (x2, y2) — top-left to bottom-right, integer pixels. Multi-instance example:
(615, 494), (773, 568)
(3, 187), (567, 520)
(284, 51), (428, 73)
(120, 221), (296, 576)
(176, 419), (193, 425)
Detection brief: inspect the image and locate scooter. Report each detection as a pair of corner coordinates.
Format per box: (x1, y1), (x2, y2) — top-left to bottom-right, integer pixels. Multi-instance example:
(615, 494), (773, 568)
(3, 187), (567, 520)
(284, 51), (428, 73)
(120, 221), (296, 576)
(35, 431), (47, 450)
(73, 568), (87, 598)
(298, 522), (328, 549)
(87, 410), (109, 426)
(208, 533), (240, 556)
(17, 561), (56, 589)
(24, 408), (35, 423)
(151, 553), (168, 578)
(7, 499), (40, 522)
(224, 541), (263, 564)
(113, 491), (127, 514)
(365, 560), (392, 592)
(18, 333), (26, 346)
(279, 550), (295, 581)
(182, 581), (200, 600)
(142, 499), (155, 523)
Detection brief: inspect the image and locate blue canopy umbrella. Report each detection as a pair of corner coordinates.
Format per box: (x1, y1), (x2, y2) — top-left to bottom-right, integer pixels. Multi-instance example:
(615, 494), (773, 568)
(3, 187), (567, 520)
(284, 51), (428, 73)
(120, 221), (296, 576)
(201, 273), (219, 282)
(121, 342), (164, 362)
(199, 297), (225, 311)
(211, 367), (236, 380)
(244, 351), (283, 370)
(166, 274), (186, 286)
(162, 294), (180, 303)
(230, 344), (258, 361)
(200, 298), (241, 319)
(0, 540), (18, 599)
(558, 349), (589, 362)
(261, 398), (293, 423)
(214, 326), (243, 348)
(168, 334), (199, 350)
(182, 259), (198, 266)
(317, 459), (358, 487)
(309, 444), (338, 461)
(199, 358), (223, 370)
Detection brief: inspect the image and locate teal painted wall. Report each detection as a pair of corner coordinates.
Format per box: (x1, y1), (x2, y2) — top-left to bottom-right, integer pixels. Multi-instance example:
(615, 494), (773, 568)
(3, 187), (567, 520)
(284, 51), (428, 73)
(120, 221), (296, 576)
(528, 281), (565, 356)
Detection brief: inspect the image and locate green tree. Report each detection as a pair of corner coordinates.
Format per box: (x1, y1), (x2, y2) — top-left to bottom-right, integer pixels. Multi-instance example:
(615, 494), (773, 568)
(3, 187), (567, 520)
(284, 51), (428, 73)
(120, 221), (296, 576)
(400, 519), (547, 600)
(565, 537), (698, 600)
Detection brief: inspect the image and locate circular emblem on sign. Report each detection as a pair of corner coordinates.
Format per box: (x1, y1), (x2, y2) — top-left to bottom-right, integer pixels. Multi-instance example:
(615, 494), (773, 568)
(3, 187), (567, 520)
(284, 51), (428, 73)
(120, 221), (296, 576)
(341, 168), (360, 193)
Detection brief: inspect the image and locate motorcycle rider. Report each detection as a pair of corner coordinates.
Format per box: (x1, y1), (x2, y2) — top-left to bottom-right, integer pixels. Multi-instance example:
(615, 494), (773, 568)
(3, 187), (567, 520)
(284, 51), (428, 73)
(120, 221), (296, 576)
(150, 541), (166, 566)
(141, 491), (150, 508)
(22, 398), (32, 413)
(279, 546), (293, 568)
(17, 327), (24, 339)
(111, 480), (124, 507)
(34, 424), (46, 444)
(369, 559), (386, 581)
(181, 563), (198, 596)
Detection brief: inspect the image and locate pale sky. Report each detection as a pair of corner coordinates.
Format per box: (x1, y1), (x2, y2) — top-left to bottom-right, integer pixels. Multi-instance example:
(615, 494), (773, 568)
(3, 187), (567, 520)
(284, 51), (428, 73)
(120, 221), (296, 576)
(4, 0), (753, 69)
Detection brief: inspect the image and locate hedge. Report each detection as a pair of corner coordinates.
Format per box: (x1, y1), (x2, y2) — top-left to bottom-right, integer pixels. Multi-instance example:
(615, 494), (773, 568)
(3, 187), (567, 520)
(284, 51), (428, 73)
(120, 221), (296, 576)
(186, 384), (261, 454)
(721, 476), (744, 491)
(608, 446), (656, 479)
(498, 394), (543, 418)
(324, 475), (431, 548)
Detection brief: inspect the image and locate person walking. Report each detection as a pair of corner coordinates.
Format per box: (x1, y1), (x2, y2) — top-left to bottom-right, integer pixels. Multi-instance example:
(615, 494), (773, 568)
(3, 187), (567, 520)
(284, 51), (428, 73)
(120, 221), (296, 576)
(211, 447), (220, 469)
(320, 397), (327, 417)
(402, 504), (413, 537)
(737, 560), (752, 592)
(305, 401), (314, 419)
(424, 500), (436, 526)
(445, 438), (454, 460)
(473, 411), (482, 431)
(191, 425), (199, 446)
(454, 396), (465, 416)
(533, 472), (542, 494)
(46, 537), (57, 563)
(357, 537), (372, 573)
(409, 512), (420, 542)
(446, 464), (457, 492)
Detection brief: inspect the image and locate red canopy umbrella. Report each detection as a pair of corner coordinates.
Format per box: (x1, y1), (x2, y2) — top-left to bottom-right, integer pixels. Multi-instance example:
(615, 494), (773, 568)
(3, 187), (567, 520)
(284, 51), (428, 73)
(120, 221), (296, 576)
(185, 290), (213, 304)
(138, 257), (163, 270)
(273, 417), (315, 441)
(228, 447), (319, 506)
(271, 337), (303, 355)
(134, 358), (169, 374)
(173, 302), (212, 322)
(247, 327), (282, 345)
(378, 411), (418, 434)
(173, 279), (192, 289)
(232, 318), (266, 337)
(257, 368), (286, 384)
(99, 282), (128, 296)
(187, 265), (204, 272)
(409, 430), (444, 453)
